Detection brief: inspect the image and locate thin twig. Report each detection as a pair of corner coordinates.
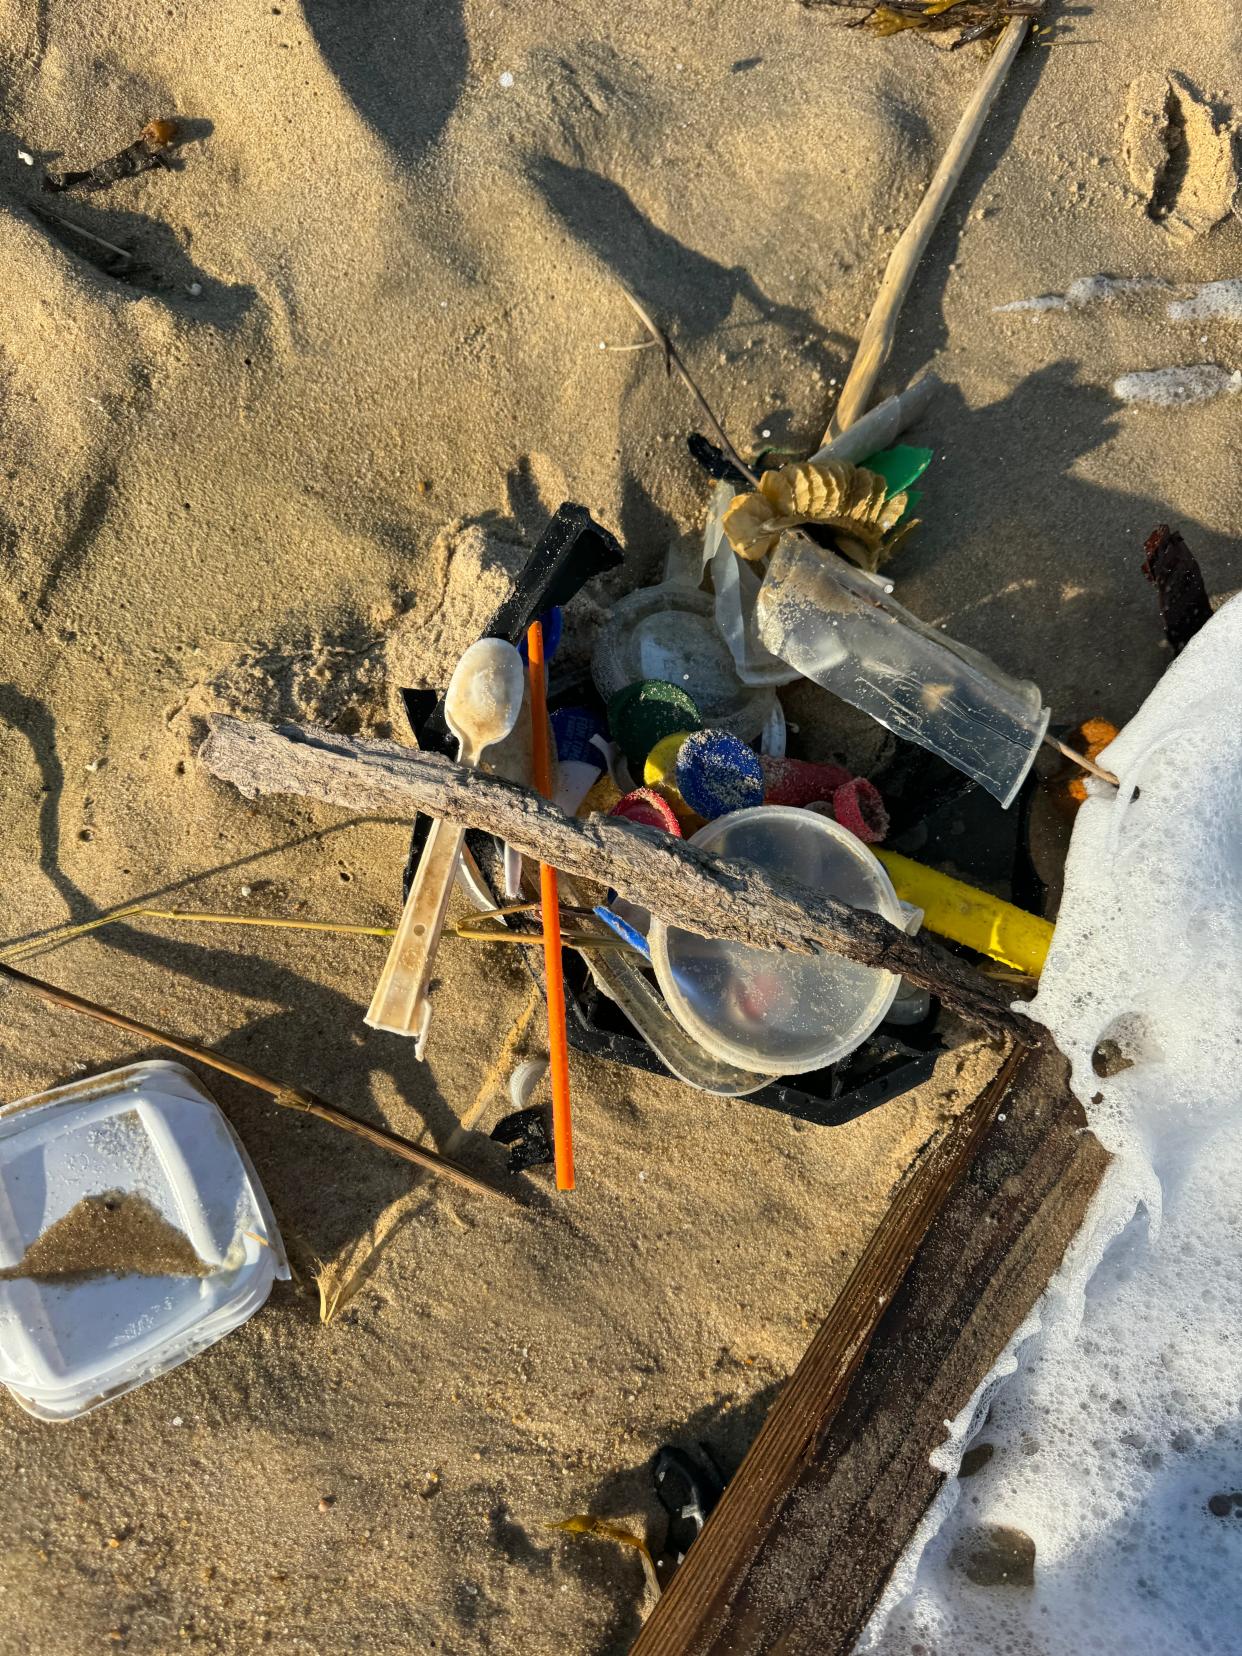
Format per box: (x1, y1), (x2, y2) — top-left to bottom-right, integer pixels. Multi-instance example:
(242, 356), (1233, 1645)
(0, 959), (507, 1203)
(27, 204), (133, 263)
(599, 339), (662, 353)
(1043, 732), (1119, 787)
(617, 281), (760, 486)
(0, 906), (396, 965)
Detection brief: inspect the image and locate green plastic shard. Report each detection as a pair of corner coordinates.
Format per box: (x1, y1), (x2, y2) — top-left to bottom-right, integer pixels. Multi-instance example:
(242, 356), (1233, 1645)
(859, 444), (934, 497)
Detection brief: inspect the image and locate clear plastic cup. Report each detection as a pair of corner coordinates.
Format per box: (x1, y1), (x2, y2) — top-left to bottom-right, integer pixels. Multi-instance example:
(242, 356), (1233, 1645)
(648, 806), (907, 1075)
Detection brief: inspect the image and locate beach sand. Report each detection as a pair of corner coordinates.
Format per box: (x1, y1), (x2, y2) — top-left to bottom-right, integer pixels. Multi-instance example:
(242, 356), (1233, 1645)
(0, 1), (1237, 1649)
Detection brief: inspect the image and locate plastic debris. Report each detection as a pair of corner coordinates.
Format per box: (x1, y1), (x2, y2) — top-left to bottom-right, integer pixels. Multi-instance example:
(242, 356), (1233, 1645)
(642, 731), (702, 829)
(1141, 523), (1213, 656)
(653, 1445), (726, 1581)
(721, 458), (908, 567)
(874, 848), (1053, 975)
(608, 787), (683, 836)
(592, 536), (776, 740)
(707, 481), (803, 689)
(824, 776), (889, 844)
(1063, 719), (1120, 806)
(649, 807), (907, 1075)
(489, 1104), (554, 1173)
(674, 729), (764, 820)
(608, 681), (702, 775)
(0, 1060), (287, 1421)
(756, 533), (1049, 806)
(592, 905), (652, 959)
(551, 704), (606, 814)
(858, 444), (933, 498)
(760, 753), (853, 806)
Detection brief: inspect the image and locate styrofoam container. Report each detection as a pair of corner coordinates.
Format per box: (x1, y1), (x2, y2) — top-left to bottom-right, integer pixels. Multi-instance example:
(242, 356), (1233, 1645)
(0, 1060), (287, 1421)
(648, 806), (906, 1075)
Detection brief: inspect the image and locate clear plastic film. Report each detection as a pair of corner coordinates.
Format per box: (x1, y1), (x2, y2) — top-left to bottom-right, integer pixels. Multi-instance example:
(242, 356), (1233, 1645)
(756, 532), (1049, 806)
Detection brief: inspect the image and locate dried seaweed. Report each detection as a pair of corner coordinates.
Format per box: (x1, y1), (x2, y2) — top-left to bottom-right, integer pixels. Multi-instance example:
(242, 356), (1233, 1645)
(45, 118), (179, 194)
(550, 1515), (662, 1598)
(804, 0), (1045, 48)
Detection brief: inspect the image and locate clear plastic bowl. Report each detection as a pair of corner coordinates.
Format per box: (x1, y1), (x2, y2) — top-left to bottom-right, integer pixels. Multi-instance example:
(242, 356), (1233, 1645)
(648, 807), (905, 1075)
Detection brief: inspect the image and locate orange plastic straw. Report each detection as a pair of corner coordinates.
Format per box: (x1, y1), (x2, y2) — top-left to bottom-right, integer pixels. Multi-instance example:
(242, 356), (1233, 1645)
(526, 620), (575, 1191)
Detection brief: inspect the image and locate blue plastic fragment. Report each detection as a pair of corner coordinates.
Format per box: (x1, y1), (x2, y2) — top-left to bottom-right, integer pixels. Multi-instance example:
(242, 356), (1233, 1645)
(592, 906), (651, 959)
(551, 704), (607, 766)
(517, 606), (564, 663)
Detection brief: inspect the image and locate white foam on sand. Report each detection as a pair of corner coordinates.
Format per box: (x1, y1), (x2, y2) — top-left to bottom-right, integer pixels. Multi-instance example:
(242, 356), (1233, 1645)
(1168, 279), (1242, 322)
(1113, 363), (1242, 406)
(860, 596), (1242, 1655)
(995, 275), (1170, 312)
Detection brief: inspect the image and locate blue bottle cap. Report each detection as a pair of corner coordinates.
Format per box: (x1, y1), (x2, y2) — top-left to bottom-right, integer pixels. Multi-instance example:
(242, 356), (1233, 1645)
(675, 729), (764, 820)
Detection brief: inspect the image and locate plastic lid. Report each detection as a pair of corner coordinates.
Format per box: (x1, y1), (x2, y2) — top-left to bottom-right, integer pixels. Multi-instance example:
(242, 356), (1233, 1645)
(648, 807), (904, 1075)
(592, 585), (776, 742)
(0, 1061), (287, 1420)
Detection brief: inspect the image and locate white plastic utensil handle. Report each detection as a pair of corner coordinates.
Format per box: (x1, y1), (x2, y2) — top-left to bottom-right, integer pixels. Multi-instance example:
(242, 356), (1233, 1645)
(365, 816), (467, 1050)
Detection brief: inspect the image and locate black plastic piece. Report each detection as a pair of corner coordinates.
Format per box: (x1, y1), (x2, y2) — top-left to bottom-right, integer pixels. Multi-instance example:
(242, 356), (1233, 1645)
(562, 949), (944, 1128)
(490, 1105), (554, 1173)
(653, 1445), (727, 1579)
(686, 432), (749, 488)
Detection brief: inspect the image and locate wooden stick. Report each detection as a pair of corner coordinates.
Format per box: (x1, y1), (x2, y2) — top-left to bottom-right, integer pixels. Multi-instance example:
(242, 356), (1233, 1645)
(27, 203), (133, 264)
(829, 17), (1030, 435)
(632, 1044), (1108, 1654)
(200, 716), (1045, 1047)
(0, 959), (506, 1203)
(527, 620), (575, 1192)
(1043, 730), (1119, 787)
(617, 282), (761, 487)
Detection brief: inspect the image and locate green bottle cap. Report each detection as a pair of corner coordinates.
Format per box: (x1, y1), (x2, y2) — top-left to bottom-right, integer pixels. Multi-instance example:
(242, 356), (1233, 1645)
(608, 680), (702, 775)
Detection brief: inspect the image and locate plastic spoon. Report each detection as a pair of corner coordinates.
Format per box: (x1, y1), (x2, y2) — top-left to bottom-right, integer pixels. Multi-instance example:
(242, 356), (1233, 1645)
(366, 638), (525, 1049)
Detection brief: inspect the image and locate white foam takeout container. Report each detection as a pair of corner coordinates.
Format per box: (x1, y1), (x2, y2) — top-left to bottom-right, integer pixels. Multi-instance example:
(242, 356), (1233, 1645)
(0, 1060), (288, 1421)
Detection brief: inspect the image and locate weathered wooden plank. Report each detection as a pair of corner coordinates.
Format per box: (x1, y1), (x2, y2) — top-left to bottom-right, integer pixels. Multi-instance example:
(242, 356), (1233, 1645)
(200, 715), (1042, 1046)
(632, 1045), (1107, 1654)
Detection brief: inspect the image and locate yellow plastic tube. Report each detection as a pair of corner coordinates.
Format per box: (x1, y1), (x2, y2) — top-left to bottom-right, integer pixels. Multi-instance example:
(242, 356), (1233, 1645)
(873, 848), (1054, 977)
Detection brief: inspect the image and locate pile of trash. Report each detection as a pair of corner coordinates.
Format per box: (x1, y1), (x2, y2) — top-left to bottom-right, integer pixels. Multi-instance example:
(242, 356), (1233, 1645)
(0, 361), (1102, 1420)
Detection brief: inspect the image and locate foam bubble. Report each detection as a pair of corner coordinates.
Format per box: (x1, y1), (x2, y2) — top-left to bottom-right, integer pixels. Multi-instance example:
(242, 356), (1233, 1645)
(1113, 363), (1242, 406)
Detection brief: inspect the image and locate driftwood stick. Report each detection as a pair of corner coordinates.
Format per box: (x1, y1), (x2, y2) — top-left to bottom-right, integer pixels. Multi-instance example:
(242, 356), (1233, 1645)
(828, 16), (1030, 435)
(632, 1044), (1108, 1654)
(200, 716), (1043, 1047)
(0, 958), (506, 1203)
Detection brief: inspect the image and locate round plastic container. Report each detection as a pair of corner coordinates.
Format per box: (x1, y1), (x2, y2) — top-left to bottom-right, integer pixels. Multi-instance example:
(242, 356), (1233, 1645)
(648, 807), (906, 1075)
